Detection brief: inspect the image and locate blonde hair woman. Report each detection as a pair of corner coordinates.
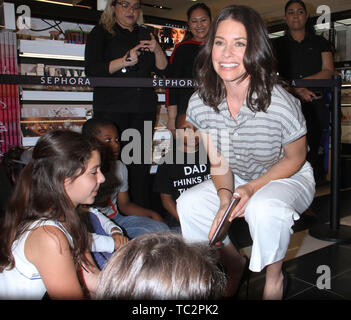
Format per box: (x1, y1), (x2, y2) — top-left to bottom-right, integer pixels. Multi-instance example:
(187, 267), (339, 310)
(85, 0), (168, 209)
(99, 0), (144, 35)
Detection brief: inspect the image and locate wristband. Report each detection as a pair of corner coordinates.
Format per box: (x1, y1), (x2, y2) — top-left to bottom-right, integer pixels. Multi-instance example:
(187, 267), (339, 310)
(217, 187), (233, 195)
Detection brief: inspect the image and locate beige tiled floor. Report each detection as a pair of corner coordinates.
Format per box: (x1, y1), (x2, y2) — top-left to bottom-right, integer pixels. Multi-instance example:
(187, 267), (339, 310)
(240, 230), (335, 261)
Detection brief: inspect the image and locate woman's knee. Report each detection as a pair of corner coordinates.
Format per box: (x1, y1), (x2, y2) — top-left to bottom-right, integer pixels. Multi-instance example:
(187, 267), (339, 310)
(245, 195), (286, 227)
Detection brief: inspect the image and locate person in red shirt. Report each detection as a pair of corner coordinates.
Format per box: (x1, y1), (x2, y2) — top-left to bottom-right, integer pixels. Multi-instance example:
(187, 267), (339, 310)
(166, 3), (212, 134)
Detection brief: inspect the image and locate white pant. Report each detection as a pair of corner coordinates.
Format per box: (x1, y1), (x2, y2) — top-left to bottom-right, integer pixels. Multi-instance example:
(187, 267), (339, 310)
(177, 162), (316, 272)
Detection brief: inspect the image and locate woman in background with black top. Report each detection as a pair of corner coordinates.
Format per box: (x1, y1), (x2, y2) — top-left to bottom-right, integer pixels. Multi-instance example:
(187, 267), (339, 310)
(166, 3), (211, 134)
(85, 0), (167, 208)
(273, 0), (334, 183)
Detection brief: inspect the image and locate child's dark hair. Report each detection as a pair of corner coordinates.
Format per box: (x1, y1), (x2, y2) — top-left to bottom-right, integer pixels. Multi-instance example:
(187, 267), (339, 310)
(82, 118), (119, 174)
(81, 118), (120, 139)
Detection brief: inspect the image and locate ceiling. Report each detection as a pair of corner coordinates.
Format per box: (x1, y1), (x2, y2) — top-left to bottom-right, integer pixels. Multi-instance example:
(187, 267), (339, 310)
(139, 0), (351, 26)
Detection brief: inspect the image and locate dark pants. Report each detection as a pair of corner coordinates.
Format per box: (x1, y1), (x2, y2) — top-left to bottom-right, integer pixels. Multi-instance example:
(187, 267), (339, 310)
(301, 94), (329, 181)
(94, 110), (156, 209)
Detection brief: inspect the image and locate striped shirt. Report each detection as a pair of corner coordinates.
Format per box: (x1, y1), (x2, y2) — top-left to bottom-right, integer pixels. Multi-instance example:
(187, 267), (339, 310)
(186, 85), (306, 181)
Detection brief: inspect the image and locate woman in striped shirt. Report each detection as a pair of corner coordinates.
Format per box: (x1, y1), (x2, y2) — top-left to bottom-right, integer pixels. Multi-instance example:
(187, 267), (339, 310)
(177, 5), (315, 300)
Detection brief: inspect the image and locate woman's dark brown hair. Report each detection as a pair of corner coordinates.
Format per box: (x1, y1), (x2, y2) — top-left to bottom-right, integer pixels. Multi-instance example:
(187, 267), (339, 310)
(195, 5), (279, 112)
(0, 130), (100, 272)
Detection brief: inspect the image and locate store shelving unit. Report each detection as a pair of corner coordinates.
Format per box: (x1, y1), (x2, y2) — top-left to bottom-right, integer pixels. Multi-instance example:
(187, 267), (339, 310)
(335, 61), (351, 144)
(18, 39), (93, 146)
(17, 38), (169, 151)
(335, 61), (351, 188)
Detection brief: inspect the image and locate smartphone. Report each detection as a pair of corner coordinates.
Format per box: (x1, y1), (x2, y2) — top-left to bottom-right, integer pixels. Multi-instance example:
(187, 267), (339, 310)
(137, 25), (154, 56)
(209, 197), (240, 246)
(138, 25), (152, 41)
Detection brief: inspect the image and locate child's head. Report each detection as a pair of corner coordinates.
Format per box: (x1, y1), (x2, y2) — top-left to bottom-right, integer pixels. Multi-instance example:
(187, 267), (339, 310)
(175, 113), (199, 151)
(1, 130), (104, 272)
(29, 130), (104, 208)
(96, 232), (226, 300)
(82, 118), (120, 160)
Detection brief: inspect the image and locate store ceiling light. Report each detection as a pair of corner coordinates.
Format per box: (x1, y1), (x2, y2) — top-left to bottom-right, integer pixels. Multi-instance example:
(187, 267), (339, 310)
(33, 0), (91, 9)
(141, 3), (172, 10)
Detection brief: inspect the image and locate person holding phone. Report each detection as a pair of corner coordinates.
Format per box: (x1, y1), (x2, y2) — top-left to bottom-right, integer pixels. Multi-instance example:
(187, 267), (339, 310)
(273, 0), (334, 183)
(85, 0), (168, 209)
(176, 5), (315, 300)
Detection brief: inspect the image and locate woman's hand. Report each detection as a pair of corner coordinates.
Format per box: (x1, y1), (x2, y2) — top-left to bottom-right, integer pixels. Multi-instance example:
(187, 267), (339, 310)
(228, 184), (255, 221)
(139, 33), (161, 53)
(123, 43), (144, 67)
(294, 87), (318, 102)
(208, 184), (254, 246)
(112, 233), (129, 250)
(140, 33), (168, 70)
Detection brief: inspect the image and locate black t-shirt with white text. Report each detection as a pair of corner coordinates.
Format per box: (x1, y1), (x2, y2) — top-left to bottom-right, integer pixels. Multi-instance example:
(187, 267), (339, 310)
(153, 144), (211, 200)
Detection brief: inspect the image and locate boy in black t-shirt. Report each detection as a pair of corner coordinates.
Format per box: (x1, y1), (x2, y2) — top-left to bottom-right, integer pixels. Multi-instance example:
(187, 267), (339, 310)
(153, 113), (211, 227)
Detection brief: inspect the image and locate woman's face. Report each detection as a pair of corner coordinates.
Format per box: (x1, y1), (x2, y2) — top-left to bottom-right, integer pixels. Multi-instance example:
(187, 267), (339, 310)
(95, 125), (120, 160)
(64, 150), (105, 207)
(113, 0), (141, 31)
(171, 28), (186, 45)
(285, 2), (308, 32)
(188, 8), (211, 42)
(25, 118), (52, 136)
(211, 18), (247, 86)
